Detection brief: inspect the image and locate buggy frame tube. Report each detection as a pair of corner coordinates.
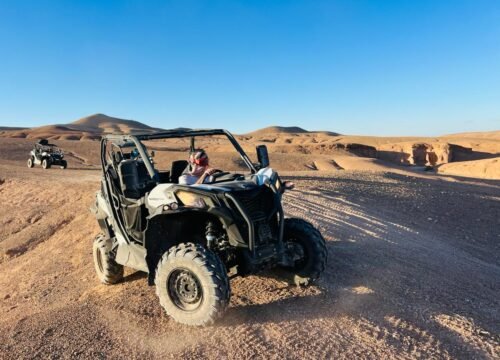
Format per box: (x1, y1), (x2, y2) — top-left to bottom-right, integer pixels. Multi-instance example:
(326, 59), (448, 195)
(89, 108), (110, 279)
(102, 129), (257, 180)
(99, 138), (133, 244)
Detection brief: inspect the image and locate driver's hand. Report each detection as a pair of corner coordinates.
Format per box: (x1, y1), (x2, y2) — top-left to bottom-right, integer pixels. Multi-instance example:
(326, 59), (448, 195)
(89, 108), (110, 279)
(204, 168), (218, 176)
(283, 181), (295, 190)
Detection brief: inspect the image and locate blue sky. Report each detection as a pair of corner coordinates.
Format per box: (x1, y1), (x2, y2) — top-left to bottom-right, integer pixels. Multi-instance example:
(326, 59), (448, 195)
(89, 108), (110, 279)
(0, 0), (499, 135)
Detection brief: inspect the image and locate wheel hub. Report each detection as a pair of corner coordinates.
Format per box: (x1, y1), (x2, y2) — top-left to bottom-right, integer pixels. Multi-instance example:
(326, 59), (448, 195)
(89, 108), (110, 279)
(168, 269), (203, 311)
(175, 272), (199, 303)
(285, 240), (307, 269)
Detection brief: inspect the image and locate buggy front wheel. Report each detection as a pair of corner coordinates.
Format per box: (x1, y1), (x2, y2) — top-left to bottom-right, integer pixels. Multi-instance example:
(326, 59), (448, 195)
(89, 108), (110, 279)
(27, 157), (34, 168)
(42, 159), (51, 169)
(60, 160), (67, 169)
(155, 243), (230, 326)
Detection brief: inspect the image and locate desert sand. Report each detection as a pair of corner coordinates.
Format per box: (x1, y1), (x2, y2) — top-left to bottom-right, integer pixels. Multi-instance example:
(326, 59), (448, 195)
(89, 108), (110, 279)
(0, 115), (499, 359)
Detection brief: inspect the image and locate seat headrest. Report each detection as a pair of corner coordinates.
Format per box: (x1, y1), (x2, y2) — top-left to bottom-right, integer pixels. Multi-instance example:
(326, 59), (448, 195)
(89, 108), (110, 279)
(113, 151), (123, 164)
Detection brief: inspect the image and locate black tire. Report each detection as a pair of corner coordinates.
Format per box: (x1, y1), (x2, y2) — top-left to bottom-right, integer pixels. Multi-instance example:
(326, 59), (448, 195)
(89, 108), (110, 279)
(155, 243), (230, 326)
(60, 160), (67, 169)
(42, 158), (51, 169)
(27, 157), (34, 168)
(92, 234), (124, 284)
(277, 218), (327, 286)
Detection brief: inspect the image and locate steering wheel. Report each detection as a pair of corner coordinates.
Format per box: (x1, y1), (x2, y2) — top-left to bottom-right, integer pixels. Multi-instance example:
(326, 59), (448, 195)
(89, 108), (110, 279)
(206, 169), (230, 183)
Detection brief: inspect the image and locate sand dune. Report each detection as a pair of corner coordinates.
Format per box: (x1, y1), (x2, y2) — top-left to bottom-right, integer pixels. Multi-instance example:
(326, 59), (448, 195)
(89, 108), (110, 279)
(437, 157), (500, 180)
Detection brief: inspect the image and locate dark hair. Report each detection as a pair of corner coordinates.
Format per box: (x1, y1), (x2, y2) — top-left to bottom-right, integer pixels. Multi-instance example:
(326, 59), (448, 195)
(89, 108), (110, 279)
(190, 148), (206, 156)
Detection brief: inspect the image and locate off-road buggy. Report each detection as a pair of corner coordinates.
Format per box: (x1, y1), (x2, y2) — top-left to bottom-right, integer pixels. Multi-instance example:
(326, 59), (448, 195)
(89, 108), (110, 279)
(91, 129), (327, 326)
(27, 139), (67, 169)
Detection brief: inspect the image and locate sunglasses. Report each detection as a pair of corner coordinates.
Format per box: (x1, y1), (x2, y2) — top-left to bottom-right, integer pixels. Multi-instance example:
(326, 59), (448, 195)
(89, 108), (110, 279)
(190, 152), (209, 166)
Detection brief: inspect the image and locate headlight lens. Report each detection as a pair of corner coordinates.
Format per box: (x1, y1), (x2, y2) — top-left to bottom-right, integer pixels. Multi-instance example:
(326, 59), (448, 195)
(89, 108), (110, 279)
(270, 172), (282, 191)
(275, 178), (282, 191)
(175, 191), (214, 208)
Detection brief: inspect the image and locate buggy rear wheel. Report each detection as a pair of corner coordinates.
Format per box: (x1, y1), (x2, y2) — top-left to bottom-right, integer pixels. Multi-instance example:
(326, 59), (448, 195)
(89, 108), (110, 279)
(92, 234), (124, 284)
(27, 157), (34, 168)
(60, 160), (67, 169)
(155, 243), (230, 326)
(42, 158), (51, 169)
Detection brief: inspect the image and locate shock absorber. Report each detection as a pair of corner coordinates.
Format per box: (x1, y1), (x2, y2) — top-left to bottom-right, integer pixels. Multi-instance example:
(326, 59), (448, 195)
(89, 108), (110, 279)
(205, 221), (217, 249)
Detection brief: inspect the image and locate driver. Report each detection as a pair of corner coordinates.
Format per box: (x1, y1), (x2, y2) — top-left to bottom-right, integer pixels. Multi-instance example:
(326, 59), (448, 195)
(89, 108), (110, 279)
(130, 148), (140, 160)
(178, 149), (218, 185)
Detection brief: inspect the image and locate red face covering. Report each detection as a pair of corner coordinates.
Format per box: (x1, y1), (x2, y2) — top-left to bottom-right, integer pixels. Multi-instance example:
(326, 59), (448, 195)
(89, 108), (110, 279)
(189, 150), (209, 176)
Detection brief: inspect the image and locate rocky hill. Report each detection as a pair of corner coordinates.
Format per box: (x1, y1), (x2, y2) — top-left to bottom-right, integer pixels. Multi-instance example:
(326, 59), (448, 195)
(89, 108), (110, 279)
(0, 114), (163, 140)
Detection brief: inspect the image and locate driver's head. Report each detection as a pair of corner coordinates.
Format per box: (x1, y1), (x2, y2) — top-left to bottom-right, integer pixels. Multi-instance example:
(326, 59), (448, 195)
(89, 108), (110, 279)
(189, 149), (209, 175)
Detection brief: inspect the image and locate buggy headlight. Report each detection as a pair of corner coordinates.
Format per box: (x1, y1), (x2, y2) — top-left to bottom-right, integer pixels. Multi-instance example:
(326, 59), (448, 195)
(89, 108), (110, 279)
(175, 191), (214, 209)
(268, 171), (282, 192)
(275, 177), (282, 191)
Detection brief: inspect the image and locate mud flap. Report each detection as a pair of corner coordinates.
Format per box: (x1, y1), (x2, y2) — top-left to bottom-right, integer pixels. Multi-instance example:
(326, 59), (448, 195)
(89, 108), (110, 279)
(115, 242), (148, 273)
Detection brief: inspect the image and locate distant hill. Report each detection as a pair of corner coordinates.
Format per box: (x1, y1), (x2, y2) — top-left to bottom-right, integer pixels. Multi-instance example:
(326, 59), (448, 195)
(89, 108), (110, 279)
(245, 126), (309, 136)
(0, 116), (344, 140)
(244, 126), (341, 137)
(69, 113), (159, 133)
(442, 130), (500, 140)
(0, 113), (164, 140)
(0, 126), (28, 131)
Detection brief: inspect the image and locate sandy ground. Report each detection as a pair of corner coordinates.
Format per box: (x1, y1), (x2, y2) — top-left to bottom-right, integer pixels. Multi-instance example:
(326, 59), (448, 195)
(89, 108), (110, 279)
(0, 155), (499, 359)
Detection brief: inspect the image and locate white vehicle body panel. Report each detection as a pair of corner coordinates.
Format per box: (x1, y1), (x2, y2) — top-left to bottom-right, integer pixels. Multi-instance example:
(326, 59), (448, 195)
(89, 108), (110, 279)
(146, 183), (178, 211)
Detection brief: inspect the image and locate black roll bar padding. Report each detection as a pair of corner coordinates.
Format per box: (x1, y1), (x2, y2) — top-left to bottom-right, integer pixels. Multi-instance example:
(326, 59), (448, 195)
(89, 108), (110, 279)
(132, 138), (158, 181)
(100, 137), (107, 173)
(277, 201), (285, 248)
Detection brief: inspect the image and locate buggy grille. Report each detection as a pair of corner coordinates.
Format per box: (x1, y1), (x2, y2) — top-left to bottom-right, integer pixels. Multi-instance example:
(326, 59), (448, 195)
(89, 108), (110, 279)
(230, 187), (279, 246)
(232, 187), (275, 221)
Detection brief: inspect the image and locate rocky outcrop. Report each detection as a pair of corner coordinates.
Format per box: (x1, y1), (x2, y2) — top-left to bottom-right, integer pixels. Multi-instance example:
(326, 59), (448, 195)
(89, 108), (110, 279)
(343, 143), (378, 158)
(270, 142), (377, 157)
(307, 143), (377, 157)
(412, 143), (452, 166)
(377, 142), (481, 166)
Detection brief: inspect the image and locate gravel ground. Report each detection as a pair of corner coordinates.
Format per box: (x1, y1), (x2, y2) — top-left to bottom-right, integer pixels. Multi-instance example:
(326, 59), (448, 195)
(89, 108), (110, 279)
(0, 164), (499, 359)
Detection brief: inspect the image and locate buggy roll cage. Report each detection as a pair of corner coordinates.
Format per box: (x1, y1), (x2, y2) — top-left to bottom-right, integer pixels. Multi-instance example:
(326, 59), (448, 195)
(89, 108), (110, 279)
(34, 142), (62, 154)
(99, 129), (285, 257)
(100, 129), (258, 181)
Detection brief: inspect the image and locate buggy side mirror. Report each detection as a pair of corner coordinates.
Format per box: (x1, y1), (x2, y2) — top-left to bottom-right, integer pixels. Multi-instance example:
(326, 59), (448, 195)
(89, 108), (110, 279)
(256, 145), (270, 168)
